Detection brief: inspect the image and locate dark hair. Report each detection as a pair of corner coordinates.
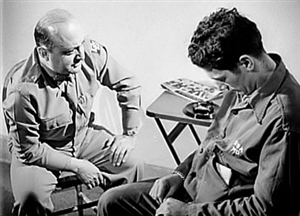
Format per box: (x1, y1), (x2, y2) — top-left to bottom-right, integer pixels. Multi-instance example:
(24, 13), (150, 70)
(188, 8), (264, 71)
(34, 9), (74, 51)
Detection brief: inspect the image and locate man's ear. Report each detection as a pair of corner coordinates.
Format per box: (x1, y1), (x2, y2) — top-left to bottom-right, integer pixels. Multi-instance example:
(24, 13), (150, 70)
(238, 55), (254, 71)
(37, 46), (49, 61)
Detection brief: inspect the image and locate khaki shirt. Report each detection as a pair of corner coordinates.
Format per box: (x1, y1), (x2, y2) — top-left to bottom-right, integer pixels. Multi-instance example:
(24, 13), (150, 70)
(175, 54), (300, 216)
(3, 38), (141, 170)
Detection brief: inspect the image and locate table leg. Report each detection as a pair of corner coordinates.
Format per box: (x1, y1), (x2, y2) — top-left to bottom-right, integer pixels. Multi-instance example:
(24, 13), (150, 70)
(154, 118), (187, 165)
(153, 119), (203, 165)
(188, 124), (201, 145)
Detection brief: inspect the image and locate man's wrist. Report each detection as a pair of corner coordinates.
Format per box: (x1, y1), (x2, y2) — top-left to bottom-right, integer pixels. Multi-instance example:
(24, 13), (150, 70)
(64, 157), (80, 173)
(187, 202), (197, 216)
(123, 127), (139, 138)
(172, 170), (186, 181)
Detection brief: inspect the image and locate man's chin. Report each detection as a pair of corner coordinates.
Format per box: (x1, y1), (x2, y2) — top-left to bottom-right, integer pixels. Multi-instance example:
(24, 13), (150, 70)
(69, 66), (81, 74)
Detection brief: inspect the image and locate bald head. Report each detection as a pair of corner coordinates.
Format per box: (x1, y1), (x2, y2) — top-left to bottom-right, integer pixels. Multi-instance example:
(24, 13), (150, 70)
(34, 9), (75, 51)
(35, 9), (85, 75)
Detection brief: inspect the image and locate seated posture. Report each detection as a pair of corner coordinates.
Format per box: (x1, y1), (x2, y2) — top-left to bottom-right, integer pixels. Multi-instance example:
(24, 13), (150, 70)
(3, 8), (144, 216)
(97, 7), (300, 216)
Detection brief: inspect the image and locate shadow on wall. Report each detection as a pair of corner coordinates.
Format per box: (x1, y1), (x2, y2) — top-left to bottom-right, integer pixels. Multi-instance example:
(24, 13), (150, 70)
(91, 85), (122, 135)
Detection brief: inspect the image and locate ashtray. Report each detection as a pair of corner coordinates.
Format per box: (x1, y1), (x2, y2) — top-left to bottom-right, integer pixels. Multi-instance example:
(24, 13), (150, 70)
(183, 101), (217, 119)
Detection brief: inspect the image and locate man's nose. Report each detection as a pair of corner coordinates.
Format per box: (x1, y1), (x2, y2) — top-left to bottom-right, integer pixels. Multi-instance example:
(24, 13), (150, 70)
(74, 46), (84, 63)
(74, 54), (83, 64)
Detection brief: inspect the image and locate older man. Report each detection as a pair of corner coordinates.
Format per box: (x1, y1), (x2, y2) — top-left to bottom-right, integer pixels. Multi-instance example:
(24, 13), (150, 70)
(3, 8), (143, 215)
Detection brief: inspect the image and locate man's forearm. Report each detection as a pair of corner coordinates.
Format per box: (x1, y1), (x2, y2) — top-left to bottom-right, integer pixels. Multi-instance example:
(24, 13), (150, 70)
(20, 143), (79, 172)
(174, 151), (195, 178)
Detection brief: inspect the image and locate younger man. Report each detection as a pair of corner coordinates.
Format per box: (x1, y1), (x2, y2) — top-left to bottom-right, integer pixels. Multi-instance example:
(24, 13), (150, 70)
(97, 7), (300, 216)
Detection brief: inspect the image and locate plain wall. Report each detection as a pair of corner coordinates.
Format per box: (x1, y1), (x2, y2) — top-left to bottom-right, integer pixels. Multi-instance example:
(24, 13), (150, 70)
(1, 1), (300, 167)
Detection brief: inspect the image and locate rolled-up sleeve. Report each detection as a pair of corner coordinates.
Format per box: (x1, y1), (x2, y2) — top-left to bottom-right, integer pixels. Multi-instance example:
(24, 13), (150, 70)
(96, 46), (142, 135)
(3, 87), (71, 170)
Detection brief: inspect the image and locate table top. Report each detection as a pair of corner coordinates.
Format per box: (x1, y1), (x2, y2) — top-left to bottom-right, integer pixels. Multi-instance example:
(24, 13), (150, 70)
(146, 90), (220, 127)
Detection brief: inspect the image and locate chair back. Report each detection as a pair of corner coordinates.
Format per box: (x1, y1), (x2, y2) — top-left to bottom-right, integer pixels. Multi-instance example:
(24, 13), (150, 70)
(2, 59), (26, 132)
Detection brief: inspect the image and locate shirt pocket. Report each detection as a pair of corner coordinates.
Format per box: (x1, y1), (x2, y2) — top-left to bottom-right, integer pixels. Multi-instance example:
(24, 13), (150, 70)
(40, 112), (72, 131)
(39, 112), (74, 146)
(195, 155), (229, 203)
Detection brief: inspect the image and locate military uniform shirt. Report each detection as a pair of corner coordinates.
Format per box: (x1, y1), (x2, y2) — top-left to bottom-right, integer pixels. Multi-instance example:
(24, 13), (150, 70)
(175, 54), (300, 216)
(3, 38), (141, 170)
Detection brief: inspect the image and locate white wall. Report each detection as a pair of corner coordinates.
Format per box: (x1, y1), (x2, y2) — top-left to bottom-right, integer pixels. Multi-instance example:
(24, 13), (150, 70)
(1, 1), (300, 167)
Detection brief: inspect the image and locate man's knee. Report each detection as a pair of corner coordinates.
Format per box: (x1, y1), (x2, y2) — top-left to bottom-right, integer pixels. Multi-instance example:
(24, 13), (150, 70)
(97, 186), (124, 215)
(12, 193), (51, 216)
(125, 151), (144, 169)
(11, 159), (57, 215)
(98, 181), (157, 216)
(124, 150), (144, 181)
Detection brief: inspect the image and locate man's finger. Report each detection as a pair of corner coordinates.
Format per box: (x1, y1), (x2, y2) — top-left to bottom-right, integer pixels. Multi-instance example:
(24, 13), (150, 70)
(94, 176), (100, 186)
(97, 172), (104, 185)
(105, 137), (115, 148)
(101, 173), (111, 187)
(116, 150), (127, 166)
(112, 145), (124, 166)
(122, 150), (131, 163)
(156, 182), (168, 204)
(149, 180), (164, 204)
(149, 181), (158, 199)
(155, 204), (165, 216)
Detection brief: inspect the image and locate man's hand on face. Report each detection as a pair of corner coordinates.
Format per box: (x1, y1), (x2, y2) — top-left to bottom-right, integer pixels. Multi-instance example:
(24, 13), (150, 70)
(155, 198), (189, 216)
(105, 135), (136, 167)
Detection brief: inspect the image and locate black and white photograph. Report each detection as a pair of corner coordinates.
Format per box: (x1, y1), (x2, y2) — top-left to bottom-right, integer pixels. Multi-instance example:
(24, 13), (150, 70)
(1, 1), (300, 215)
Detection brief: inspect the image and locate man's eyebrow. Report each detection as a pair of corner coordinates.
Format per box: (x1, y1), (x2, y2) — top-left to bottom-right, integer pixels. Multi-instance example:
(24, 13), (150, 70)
(209, 72), (225, 81)
(74, 39), (85, 49)
(213, 76), (226, 82)
(80, 39), (85, 45)
(63, 39), (85, 52)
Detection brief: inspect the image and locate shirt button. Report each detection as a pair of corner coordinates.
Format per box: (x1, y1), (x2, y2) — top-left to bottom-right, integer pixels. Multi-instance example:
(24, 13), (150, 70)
(199, 148), (204, 154)
(190, 172), (196, 178)
(220, 133), (225, 138)
(231, 110), (238, 115)
(78, 95), (85, 104)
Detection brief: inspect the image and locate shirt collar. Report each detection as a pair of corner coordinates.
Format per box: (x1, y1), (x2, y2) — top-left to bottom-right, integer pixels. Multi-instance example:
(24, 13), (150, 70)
(247, 54), (287, 123)
(20, 48), (43, 83)
(29, 48), (72, 86)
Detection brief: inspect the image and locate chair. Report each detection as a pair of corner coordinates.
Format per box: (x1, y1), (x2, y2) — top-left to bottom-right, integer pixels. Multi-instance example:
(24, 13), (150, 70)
(2, 60), (99, 216)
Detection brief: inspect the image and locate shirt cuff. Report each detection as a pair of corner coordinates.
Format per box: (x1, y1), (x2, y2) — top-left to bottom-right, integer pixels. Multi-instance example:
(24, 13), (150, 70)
(123, 126), (139, 137)
(172, 170), (186, 180)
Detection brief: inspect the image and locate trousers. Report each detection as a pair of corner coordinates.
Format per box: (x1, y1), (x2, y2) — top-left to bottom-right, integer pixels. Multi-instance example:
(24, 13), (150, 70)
(98, 179), (158, 216)
(10, 125), (144, 216)
(97, 178), (192, 216)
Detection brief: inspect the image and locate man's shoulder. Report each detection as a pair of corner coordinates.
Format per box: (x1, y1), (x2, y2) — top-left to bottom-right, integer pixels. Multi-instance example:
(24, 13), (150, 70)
(275, 73), (300, 131)
(20, 62), (43, 84)
(84, 38), (106, 56)
(10, 62), (44, 96)
(83, 38), (108, 73)
(90, 39), (102, 55)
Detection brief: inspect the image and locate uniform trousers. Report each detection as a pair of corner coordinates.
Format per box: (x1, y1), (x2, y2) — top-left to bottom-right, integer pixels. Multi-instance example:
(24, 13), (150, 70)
(10, 125), (144, 216)
(97, 178), (192, 216)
